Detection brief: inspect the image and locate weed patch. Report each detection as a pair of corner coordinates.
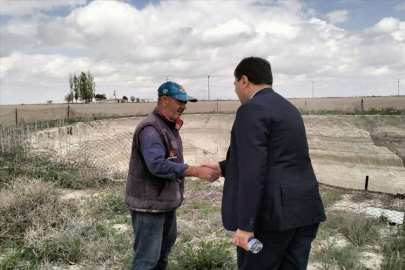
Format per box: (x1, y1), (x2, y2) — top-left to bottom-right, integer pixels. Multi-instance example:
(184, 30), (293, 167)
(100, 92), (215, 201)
(88, 190), (128, 219)
(0, 146), (108, 189)
(319, 185), (344, 207)
(381, 227), (405, 270)
(0, 177), (133, 269)
(168, 240), (236, 270)
(312, 243), (364, 269)
(0, 178), (63, 242)
(321, 212), (381, 247)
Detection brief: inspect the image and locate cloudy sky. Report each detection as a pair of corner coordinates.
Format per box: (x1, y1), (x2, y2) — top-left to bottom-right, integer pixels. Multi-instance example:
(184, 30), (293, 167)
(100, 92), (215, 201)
(1, 0), (404, 105)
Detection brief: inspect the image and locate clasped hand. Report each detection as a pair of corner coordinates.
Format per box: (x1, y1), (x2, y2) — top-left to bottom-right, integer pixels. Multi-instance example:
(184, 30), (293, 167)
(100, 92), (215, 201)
(198, 162), (222, 182)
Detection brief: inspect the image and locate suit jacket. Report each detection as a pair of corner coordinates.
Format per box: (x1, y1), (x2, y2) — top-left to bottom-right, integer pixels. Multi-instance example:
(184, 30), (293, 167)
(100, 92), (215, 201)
(219, 88), (326, 232)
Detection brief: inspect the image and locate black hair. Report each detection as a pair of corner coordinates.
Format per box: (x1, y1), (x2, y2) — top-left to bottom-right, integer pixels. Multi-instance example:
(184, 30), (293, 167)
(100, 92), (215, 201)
(234, 57), (273, 85)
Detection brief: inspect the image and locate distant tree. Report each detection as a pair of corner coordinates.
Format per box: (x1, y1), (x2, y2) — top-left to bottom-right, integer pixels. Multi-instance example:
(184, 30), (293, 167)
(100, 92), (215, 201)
(95, 94), (107, 101)
(69, 73), (73, 90)
(73, 74), (79, 103)
(67, 74), (75, 104)
(122, 95), (128, 101)
(68, 71), (95, 103)
(130, 95), (135, 102)
(68, 74), (74, 95)
(136, 97), (140, 103)
(87, 71), (95, 102)
(65, 92), (74, 103)
(47, 100), (53, 104)
(78, 72), (89, 103)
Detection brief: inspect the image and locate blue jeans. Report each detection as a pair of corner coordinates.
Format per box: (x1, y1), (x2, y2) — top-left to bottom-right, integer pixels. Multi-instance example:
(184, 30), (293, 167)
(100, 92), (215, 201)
(130, 210), (177, 270)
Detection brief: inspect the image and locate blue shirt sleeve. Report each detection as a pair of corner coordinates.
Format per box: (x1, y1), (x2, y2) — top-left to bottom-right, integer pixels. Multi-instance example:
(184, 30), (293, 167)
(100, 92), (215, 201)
(139, 126), (188, 180)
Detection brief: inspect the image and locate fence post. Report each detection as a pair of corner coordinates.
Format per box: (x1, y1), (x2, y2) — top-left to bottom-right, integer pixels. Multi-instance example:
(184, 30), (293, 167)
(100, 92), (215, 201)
(216, 103), (219, 112)
(361, 99), (364, 111)
(67, 105), (70, 121)
(365, 175), (369, 191)
(15, 108), (18, 125)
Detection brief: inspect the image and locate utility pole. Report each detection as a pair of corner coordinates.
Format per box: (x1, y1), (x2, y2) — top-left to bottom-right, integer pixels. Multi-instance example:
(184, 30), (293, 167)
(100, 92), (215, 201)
(311, 81), (315, 98)
(397, 79), (401, 96)
(166, 76), (169, 82)
(0, 82), (1, 111)
(203, 90), (206, 101)
(208, 75), (210, 102)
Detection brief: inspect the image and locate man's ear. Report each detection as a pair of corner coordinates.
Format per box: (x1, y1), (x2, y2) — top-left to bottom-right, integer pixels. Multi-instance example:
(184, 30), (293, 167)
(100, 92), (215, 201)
(241, 75), (249, 88)
(161, 96), (168, 107)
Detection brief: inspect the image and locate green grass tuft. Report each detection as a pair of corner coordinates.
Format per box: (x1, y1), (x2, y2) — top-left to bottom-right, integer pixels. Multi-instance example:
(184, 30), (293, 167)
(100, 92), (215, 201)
(168, 240), (236, 270)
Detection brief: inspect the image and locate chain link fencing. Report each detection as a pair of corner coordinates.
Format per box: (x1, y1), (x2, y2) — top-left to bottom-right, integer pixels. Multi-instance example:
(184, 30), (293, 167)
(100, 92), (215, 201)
(1, 96), (405, 126)
(0, 104), (404, 227)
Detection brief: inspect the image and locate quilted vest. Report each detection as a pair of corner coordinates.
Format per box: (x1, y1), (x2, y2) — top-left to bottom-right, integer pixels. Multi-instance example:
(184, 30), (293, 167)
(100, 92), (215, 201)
(125, 108), (185, 212)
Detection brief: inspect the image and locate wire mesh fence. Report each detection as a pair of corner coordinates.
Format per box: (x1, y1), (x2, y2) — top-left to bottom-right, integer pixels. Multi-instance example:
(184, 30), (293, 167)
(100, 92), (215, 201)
(0, 106), (404, 227)
(1, 96), (405, 126)
(0, 102), (238, 126)
(320, 185), (405, 225)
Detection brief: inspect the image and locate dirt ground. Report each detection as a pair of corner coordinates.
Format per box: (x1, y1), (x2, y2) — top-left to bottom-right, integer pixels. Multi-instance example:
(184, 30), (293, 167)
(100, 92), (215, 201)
(28, 114), (405, 195)
(5, 112), (404, 269)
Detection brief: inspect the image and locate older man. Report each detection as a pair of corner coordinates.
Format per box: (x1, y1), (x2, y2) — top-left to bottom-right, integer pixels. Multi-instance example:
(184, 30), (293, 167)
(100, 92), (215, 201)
(125, 81), (219, 270)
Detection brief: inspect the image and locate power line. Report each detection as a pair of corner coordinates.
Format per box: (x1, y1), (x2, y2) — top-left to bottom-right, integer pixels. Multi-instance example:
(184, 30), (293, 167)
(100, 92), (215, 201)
(208, 75), (210, 102)
(311, 81), (314, 98)
(397, 79), (401, 96)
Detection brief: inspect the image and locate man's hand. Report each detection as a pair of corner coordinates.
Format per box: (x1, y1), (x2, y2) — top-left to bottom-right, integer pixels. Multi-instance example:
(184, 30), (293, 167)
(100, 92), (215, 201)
(199, 162), (222, 182)
(197, 166), (220, 182)
(233, 229), (253, 251)
(183, 165), (220, 182)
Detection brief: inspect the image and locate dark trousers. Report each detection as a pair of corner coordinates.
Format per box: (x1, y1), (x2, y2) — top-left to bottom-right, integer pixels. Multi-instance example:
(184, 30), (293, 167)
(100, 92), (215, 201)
(130, 210), (177, 270)
(237, 223), (319, 270)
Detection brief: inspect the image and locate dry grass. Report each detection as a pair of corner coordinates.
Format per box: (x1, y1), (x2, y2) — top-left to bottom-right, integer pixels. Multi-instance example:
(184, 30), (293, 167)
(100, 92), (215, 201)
(0, 146), (109, 189)
(177, 179), (233, 244)
(1, 175), (404, 270)
(0, 178), (63, 242)
(1, 163), (404, 269)
(0, 178), (133, 269)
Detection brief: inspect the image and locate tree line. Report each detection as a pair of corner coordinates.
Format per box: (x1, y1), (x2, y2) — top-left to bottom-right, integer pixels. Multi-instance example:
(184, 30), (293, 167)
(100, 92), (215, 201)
(65, 72), (143, 104)
(65, 72), (96, 104)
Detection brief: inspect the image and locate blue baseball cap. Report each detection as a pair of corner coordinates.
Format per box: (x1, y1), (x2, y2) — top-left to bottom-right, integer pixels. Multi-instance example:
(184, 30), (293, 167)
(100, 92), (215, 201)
(157, 81), (197, 102)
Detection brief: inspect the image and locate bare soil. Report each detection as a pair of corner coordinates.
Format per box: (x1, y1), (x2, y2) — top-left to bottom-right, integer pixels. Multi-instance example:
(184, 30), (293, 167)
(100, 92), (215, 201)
(29, 114), (405, 195)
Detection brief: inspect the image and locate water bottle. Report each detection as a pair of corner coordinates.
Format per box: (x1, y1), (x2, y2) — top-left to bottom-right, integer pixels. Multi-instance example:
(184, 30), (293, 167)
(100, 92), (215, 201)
(248, 236), (263, 253)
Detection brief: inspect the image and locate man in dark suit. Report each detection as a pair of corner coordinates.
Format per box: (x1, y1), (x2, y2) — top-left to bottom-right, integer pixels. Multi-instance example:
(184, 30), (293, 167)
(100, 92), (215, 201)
(202, 57), (326, 269)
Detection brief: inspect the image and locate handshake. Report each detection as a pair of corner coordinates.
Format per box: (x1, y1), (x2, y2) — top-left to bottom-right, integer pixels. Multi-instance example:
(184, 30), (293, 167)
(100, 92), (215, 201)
(186, 162), (222, 183)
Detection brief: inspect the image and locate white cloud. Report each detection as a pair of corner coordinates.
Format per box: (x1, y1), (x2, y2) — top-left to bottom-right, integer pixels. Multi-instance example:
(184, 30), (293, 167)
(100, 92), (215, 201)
(325, 10), (349, 24)
(0, 52), (94, 79)
(1, 0), (405, 104)
(392, 21), (405, 41)
(369, 66), (390, 76)
(0, 0), (86, 16)
(396, 3), (405, 10)
(370, 17), (400, 33)
(367, 17), (405, 41)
